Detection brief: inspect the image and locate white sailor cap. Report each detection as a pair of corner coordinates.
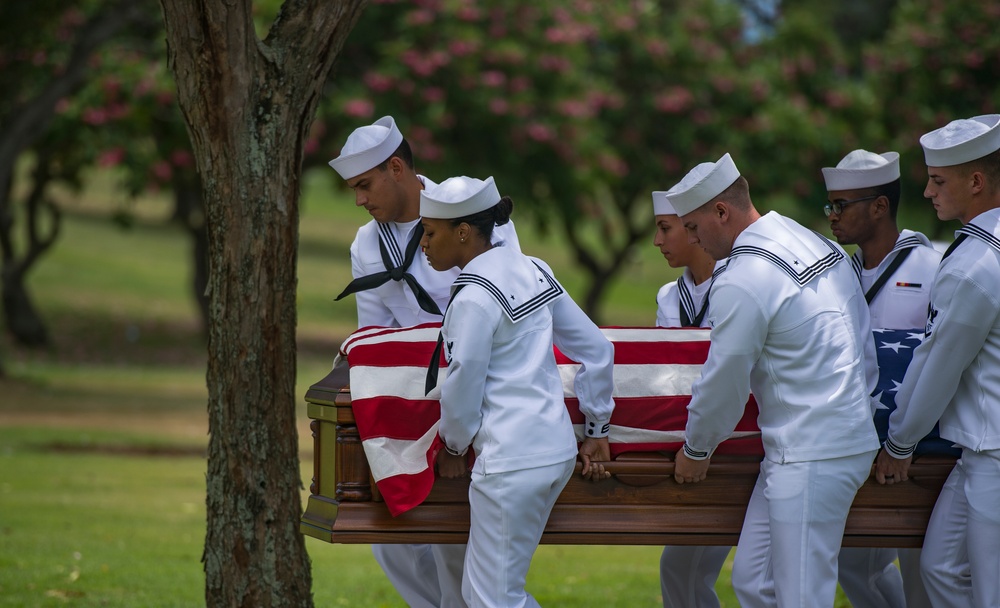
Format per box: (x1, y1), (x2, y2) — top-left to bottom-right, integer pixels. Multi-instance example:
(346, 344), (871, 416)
(665, 153), (741, 216)
(651, 191), (677, 216)
(420, 176), (501, 219)
(328, 116), (404, 180)
(822, 150), (900, 191)
(920, 114), (1000, 167)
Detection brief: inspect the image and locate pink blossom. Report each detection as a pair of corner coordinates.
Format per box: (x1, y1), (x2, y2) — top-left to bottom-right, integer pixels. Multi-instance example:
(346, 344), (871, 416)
(750, 80), (770, 101)
(82, 107), (108, 125)
(364, 72), (395, 93)
(106, 103), (130, 120)
(102, 77), (121, 99)
(408, 125), (432, 144)
(420, 142), (443, 162)
(824, 90), (850, 109)
(152, 161), (173, 181)
(599, 153), (628, 177)
(343, 98), (374, 118)
(481, 70), (506, 87)
(613, 15), (636, 32)
(489, 98), (509, 115)
(406, 9), (435, 26)
(401, 50), (437, 77)
(660, 154), (681, 173)
(965, 50), (984, 68)
(423, 87), (445, 103)
(457, 6), (481, 21)
(509, 76), (531, 94)
(97, 148), (125, 167)
(645, 40), (669, 59)
(654, 87), (694, 114)
(712, 76), (736, 94)
(55, 98), (71, 114)
(170, 149), (194, 168)
(304, 138), (320, 156)
(525, 123), (555, 142)
(60, 7), (85, 28)
(558, 99), (592, 119)
(538, 55), (571, 73)
(449, 40), (478, 57)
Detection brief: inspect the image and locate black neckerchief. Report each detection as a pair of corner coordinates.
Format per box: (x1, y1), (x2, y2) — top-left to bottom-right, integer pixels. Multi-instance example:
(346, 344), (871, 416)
(335, 222), (442, 316)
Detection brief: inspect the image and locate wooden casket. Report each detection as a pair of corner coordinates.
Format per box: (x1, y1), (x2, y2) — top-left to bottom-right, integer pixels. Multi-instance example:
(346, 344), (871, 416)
(300, 326), (957, 548)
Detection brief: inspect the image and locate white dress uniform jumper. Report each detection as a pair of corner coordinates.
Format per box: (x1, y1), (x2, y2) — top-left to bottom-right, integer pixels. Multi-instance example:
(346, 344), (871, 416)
(432, 245), (615, 607)
(885, 210), (1000, 608)
(683, 212), (880, 608)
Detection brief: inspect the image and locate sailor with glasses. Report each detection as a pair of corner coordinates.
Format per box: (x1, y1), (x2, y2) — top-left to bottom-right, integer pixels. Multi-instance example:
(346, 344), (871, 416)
(823, 150), (941, 330)
(822, 150), (942, 608)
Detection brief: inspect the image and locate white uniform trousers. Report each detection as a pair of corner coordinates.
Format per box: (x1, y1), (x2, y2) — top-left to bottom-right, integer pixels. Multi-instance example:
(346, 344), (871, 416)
(659, 545), (730, 608)
(731, 450), (876, 608)
(836, 547), (905, 608)
(897, 548), (933, 608)
(372, 543), (468, 608)
(920, 449), (1000, 608)
(463, 458), (575, 608)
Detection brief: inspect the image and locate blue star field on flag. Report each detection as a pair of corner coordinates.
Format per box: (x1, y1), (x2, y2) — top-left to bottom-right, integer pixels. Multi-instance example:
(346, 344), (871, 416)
(872, 328), (961, 457)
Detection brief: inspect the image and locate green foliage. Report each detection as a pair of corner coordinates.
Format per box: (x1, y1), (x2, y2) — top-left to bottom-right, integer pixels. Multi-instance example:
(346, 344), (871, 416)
(870, 0), (1000, 232)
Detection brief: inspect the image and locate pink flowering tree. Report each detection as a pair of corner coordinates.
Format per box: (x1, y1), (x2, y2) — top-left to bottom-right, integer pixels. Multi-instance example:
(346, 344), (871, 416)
(868, 0), (1000, 237)
(318, 0), (758, 319)
(314, 0), (895, 318)
(0, 0), (210, 346)
(0, 0), (160, 346)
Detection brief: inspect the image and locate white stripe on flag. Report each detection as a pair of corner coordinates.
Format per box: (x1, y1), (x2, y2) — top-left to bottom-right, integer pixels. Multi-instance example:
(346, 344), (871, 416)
(350, 366), (430, 400)
(572, 425), (761, 444)
(558, 363), (704, 398)
(599, 327), (710, 342)
(362, 421), (440, 483)
(343, 326), (441, 353)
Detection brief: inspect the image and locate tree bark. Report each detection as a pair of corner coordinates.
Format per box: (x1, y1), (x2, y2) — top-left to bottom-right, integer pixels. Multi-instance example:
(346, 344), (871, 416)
(158, 1), (368, 606)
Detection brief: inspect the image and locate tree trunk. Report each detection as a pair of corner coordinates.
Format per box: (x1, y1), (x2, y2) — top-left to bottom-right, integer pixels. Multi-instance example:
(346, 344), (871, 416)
(0, 153), (60, 347)
(159, 1), (368, 606)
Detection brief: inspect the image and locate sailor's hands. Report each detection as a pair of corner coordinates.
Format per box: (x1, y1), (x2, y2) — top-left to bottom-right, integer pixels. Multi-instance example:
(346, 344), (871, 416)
(579, 437), (612, 481)
(436, 449), (470, 478)
(674, 450), (709, 484)
(875, 450), (912, 485)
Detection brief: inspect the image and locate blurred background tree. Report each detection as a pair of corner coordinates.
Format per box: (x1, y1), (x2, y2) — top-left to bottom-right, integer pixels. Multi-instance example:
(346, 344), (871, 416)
(3, 0), (1000, 336)
(313, 0), (999, 320)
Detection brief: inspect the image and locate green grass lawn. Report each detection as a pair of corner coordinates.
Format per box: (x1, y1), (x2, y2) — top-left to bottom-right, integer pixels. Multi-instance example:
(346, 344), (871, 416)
(0, 167), (853, 606)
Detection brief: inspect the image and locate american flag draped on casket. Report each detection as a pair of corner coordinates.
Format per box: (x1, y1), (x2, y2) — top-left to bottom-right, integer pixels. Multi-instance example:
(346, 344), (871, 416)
(338, 324), (763, 516)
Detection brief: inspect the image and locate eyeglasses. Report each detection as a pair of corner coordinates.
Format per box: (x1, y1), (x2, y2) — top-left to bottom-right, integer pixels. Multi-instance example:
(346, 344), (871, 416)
(823, 195), (879, 217)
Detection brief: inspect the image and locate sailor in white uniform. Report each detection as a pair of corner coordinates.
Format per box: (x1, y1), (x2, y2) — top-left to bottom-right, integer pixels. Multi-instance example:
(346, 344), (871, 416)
(331, 115), (520, 329)
(420, 176), (615, 607)
(876, 114), (1000, 608)
(823, 149), (943, 608)
(650, 190), (730, 608)
(670, 153), (880, 608)
(329, 117), (518, 608)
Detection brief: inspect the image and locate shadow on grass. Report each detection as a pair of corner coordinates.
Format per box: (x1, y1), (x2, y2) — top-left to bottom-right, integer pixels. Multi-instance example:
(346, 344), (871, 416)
(4, 308), (345, 369)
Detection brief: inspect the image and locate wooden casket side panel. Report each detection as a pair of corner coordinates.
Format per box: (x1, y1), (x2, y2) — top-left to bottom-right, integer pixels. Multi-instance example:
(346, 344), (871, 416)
(301, 369), (956, 547)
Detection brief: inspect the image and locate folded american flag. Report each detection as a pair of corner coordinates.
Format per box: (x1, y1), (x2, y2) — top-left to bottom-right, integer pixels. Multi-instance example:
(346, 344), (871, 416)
(340, 324), (763, 516)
